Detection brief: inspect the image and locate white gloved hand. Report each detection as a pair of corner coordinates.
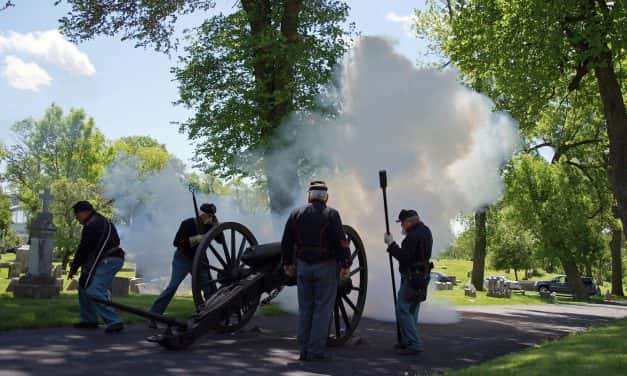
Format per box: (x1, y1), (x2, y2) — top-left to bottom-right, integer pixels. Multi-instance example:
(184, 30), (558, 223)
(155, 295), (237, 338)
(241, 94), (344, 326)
(189, 234), (203, 247)
(384, 233), (394, 246)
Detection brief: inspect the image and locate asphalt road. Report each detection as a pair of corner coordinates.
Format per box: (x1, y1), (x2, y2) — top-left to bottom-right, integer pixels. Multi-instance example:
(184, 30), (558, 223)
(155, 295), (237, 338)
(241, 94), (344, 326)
(1, 303), (626, 376)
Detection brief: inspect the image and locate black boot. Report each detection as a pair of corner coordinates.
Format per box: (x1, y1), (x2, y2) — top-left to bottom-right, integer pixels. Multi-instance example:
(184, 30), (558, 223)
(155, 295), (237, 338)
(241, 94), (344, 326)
(105, 322), (124, 333)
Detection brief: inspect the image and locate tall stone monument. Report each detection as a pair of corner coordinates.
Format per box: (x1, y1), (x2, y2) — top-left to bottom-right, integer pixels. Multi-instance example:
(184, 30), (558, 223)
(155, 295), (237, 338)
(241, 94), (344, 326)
(12, 189), (60, 299)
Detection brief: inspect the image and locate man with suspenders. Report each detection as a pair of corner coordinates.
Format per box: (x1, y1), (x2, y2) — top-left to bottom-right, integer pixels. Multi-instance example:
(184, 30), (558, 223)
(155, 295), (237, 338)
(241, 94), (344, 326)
(68, 201), (125, 333)
(281, 181), (351, 361)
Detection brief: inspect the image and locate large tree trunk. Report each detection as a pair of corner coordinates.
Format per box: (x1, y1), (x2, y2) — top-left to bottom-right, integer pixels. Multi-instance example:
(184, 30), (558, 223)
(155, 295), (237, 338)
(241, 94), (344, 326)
(561, 257), (588, 299)
(593, 53), (627, 242)
(471, 208), (487, 291)
(610, 224), (624, 296)
(242, 0), (303, 216)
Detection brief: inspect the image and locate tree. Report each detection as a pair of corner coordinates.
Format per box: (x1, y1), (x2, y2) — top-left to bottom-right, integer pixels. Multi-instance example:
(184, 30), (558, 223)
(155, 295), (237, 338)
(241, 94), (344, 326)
(415, 0), (624, 298)
(4, 104), (112, 215)
(610, 208), (624, 296)
(103, 136), (171, 225)
(416, 0), (627, 240)
(111, 136), (170, 174)
(58, 0), (354, 216)
(0, 187), (12, 235)
(4, 104), (112, 263)
(471, 207), (488, 290)
(506, 155), (607, 298)
(50, 178), (111, 268)
(488, 206), (536, 281)
(0, 1), (14, 12)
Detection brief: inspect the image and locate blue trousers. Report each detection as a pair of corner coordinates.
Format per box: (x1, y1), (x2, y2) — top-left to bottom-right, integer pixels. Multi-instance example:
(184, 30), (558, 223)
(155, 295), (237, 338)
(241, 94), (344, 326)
(150, 250), (213, 315)
(78, 257), (124, 327)
(297, 260), (338, 357)
(397, 279), (423, 351)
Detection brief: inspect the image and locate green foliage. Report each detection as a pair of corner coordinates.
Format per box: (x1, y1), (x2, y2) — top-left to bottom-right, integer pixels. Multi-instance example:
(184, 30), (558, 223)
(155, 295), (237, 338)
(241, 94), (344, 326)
(58, 1), (356, 213)
(487, 206), (536, 279)
(417, 0), (625, 129)
(3, 104), (113, 264)
(50, 178), (112, 267)
(442, 215), (475, 260)
(173, 1), (354, 178)
(111, 136), (170, 175)
(4, 104), (113, 214)
(505, 155), (607, 271)
(0, 229), (21, 251)
(58, 0), (215, 53)
(415, 0), (624, 294)
(0, 188), (11, 233)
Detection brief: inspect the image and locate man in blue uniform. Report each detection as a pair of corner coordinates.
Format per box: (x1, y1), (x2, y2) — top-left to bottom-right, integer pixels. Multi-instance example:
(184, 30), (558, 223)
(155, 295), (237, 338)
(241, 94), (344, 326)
(69, 201), (125, 333)
(384, 209), (433, 355)
(149, 203), (222, 323)
(281, 181), (351, 361)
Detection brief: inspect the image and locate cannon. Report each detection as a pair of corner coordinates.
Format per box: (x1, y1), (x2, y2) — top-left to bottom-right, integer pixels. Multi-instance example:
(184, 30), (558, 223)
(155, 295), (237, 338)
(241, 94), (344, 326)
(94, 221), (368, 350)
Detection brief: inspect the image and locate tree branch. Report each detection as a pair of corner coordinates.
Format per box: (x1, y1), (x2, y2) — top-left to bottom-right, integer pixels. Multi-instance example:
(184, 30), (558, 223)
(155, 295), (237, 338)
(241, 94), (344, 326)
(524, 142), (553, 154)
(0, 1), (14, 12)
(568, 57), (591, 92)
(565, 160), (605, 219)
(552, 138), (602, 163)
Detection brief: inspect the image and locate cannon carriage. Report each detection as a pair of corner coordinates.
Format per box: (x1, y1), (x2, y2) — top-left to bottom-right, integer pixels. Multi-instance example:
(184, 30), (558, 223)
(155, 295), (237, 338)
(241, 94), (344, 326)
(95, 220), (368, 350)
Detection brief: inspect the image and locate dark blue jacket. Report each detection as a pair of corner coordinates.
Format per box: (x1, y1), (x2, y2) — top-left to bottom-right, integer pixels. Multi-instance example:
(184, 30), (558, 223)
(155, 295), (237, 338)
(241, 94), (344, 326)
(281, 201), (351, 268)
(173, 217), (224, 259)
(70, 212), (124, 287)
(387, 221), (432, 274)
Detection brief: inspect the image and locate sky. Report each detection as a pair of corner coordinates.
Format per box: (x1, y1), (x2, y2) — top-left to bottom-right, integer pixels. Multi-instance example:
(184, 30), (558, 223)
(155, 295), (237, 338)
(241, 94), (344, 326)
(0, 0), (433, 165)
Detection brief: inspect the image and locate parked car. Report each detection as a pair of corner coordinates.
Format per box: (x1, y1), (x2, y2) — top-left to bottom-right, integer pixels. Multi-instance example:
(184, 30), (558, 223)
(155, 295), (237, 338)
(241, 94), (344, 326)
(535, 275), (597, 296)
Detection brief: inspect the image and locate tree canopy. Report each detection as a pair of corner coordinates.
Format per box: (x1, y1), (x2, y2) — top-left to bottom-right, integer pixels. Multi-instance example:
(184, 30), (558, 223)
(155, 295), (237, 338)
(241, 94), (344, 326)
(57, 0), (355, 215)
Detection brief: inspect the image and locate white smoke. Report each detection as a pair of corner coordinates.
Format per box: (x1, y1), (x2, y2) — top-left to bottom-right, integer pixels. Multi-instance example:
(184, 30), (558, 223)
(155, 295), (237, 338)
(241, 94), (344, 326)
(271, 37), (521, 323)
(102, 156), (275, 288)
(102, 37), (520, 324)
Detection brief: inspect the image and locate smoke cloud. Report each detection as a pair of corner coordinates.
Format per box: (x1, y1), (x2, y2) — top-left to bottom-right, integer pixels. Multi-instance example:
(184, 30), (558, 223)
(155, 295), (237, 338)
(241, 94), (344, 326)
(102, 37), (520, 324)
(271, 37), (520, 323)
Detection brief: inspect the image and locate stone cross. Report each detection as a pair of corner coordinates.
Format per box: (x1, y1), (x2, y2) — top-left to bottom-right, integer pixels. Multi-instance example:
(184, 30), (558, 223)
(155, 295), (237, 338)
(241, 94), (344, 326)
(40, 189), (53, 214)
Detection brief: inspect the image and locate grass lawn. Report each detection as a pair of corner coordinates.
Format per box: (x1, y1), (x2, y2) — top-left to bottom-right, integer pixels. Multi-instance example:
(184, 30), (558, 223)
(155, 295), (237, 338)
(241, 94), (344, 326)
(1, 252), (285, 331)
(447, 317), (627, 376)
(435, 288), (547, 306)
(433, 258), (561, 284)
(0, 291), (286, 331)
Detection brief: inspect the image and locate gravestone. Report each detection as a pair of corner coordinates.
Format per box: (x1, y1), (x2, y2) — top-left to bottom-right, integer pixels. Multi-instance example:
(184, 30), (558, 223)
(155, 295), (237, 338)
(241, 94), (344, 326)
(464, 283), (477, 298)
(129, 278), (144, 294)
(111, 277), (129, 297)
(486, 276), (512, 298)
(14, 245), (30, 274)
(12, 190), (61, 299)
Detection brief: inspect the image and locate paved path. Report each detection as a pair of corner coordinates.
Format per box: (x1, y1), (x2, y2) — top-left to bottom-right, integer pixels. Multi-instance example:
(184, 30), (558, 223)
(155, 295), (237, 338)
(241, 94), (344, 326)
(1, 303), (626, 376)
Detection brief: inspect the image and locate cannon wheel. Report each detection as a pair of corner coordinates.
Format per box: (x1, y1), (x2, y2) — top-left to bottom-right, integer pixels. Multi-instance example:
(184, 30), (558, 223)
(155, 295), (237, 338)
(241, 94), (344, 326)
(328, 225), (368, 346)
(191, 221), (260, 333)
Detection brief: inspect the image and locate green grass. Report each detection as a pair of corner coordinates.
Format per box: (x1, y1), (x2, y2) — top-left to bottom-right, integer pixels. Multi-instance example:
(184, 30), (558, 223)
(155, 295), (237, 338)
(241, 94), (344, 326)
(435, 288), (547, 306)
(433, 258), (561, 284)
(432, 258), (559, 306)
(447, 318), (627, 376)
(0, 290), (286, 331)
(0, 252), (16, 263)
(0, 293), (193, 330)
